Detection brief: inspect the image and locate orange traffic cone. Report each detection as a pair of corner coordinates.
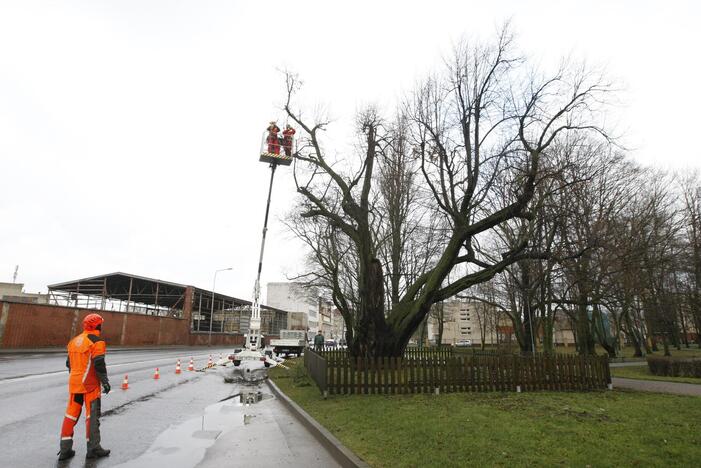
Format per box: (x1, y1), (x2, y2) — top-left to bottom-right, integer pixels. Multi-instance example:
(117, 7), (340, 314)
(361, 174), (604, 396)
(187, 357), (194, 371)
(121, 374), (129, 390)
(207, 355), (213, 368)
(153, 368), (160, 380)
(175, 359), (182, 374)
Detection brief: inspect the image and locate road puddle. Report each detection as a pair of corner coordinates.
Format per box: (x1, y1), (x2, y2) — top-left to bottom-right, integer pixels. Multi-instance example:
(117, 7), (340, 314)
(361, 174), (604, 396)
(113, 384), (272, 468)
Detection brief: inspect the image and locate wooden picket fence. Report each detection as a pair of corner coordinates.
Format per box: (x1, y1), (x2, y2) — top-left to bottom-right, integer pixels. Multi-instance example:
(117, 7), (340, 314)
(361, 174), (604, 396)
(321, 346), (455, 362)
(304, 349), (611, 395)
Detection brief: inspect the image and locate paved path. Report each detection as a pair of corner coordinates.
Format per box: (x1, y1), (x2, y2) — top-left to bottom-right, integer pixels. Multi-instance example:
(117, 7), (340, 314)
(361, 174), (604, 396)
(613, 377), (701, 396)
(610, 361), (647, 368)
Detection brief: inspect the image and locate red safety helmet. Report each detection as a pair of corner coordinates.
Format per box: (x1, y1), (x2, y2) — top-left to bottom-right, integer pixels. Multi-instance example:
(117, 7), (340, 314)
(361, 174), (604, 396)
(83, 313), (104, 331)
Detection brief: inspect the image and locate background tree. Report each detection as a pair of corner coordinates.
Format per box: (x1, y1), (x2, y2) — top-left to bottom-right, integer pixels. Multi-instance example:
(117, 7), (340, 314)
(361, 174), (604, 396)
(679, 172), (701, 346)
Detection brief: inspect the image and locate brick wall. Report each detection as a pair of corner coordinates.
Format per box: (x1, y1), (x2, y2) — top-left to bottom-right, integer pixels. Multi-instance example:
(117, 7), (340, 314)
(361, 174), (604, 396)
(0, 300), (246, 348)
(0, 302), (77, 347)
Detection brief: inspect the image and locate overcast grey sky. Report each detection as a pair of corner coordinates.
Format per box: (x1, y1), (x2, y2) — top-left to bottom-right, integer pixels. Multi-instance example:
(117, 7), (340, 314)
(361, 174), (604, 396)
(1, 0), (699, 301)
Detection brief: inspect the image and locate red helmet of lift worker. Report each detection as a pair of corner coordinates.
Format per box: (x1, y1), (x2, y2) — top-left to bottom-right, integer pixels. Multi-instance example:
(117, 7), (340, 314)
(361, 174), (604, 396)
(83, 313), (104, 331)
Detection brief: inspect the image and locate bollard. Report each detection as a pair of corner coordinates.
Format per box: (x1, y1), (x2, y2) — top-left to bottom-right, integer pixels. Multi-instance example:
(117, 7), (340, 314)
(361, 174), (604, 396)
(516, 385), (521, 393)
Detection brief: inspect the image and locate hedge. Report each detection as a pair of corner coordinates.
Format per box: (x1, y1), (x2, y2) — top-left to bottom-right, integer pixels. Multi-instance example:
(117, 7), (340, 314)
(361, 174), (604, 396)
(647, 356), (701, 378)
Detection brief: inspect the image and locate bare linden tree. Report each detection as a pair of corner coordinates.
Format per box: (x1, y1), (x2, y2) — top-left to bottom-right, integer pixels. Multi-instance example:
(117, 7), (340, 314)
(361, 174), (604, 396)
(283, 27), (613, 358)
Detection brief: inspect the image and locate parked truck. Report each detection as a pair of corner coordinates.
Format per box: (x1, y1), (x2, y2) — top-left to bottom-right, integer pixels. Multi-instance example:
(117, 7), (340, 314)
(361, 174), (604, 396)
(269, 329), (307, 357)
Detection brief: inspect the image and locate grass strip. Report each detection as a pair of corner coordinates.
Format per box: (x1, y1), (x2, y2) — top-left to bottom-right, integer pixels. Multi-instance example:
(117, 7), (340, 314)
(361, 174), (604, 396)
(270, 358), (701, 467)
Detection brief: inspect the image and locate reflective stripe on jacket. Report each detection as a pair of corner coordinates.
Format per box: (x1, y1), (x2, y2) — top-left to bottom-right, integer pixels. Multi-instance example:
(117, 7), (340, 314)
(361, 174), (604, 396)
(67, 330), (107, 394)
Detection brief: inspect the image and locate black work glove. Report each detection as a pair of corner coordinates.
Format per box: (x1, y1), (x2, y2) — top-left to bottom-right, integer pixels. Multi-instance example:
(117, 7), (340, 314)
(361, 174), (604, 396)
(102, 381), (111, 394)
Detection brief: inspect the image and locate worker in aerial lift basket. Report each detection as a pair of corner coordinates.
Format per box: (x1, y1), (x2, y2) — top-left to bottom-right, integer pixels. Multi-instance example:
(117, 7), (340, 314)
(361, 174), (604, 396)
(57, 313), (111, 461)
(282, 124), (296, 156)
(266, 121), (281, 154)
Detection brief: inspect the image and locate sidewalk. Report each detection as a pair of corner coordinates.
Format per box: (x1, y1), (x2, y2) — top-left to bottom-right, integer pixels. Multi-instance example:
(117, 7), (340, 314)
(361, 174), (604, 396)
(112, 382), (342, 468)
(613, 377), (701, 396)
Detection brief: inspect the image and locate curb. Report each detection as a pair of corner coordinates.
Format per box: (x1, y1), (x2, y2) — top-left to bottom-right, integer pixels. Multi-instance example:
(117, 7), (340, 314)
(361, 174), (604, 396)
(267, 378), (369, 468)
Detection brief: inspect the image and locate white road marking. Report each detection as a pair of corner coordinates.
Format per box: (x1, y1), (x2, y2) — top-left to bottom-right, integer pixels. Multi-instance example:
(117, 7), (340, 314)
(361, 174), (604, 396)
(0, 353), (224, 385)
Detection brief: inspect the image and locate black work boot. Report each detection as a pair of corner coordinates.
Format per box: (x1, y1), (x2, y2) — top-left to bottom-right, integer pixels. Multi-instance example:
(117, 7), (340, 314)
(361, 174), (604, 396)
(86, 446), (111, 459)
(58, 439), (75, 460)
(86, 398), (109, 458)
(58, 449), (76, 461)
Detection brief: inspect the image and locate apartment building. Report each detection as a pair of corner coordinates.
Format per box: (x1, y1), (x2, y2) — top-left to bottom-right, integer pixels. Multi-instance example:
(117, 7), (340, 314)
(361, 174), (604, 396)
(266, 282), (319, 331)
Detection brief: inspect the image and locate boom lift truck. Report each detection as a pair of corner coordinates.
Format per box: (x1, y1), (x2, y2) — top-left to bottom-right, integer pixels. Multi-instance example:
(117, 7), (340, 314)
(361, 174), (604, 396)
(225, 124), (294, 381)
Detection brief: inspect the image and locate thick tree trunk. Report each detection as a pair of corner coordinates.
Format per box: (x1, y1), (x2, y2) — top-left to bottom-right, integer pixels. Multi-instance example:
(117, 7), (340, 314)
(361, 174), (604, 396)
(509, 313), (529, 355)
(599, 340), (616, 357)
(541, 313), (554, 355)
(351, 258), (402, 357)
(521, 268), (536, 355)
(631, 339), (643, 358)
(662, 334), (671, 357)
(693, 233), (701, 346)
(623, 308), (644, 357)
(678, 308), (690, 348)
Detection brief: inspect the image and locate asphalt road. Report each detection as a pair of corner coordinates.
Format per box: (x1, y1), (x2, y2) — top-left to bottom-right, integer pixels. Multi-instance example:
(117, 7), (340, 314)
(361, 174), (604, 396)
(0, 349), (339, 468)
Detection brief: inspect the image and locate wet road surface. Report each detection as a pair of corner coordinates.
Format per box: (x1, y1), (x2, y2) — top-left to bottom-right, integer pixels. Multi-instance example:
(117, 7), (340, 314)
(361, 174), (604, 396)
(0, 349), (339, 468)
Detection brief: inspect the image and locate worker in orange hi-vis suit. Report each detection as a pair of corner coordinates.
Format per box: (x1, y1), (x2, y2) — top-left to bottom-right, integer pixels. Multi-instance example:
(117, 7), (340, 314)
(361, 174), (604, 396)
(58, 313), (111, 461)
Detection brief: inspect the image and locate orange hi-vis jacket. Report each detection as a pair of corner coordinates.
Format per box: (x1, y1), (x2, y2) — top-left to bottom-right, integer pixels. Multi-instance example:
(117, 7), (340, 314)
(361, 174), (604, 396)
(66, 329), (107, 394)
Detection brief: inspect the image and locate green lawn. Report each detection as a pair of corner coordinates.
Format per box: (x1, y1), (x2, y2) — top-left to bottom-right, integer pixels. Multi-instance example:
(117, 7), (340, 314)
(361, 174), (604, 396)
(460, 344), (701, 360)
(271, 359), (701, 468)
(611, 365), (701, 385)
(552, 345), (701, 360)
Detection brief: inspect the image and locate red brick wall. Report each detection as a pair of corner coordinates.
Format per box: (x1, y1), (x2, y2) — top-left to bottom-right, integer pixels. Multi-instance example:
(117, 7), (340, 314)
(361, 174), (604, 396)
(0, 301), (277, 349)
(0, 301), (190, 348)
(0, 302), (78, 347)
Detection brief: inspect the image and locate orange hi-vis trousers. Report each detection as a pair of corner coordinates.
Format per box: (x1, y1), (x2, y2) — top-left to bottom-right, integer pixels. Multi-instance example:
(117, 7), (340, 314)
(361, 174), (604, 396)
(60, 387), (102, 450)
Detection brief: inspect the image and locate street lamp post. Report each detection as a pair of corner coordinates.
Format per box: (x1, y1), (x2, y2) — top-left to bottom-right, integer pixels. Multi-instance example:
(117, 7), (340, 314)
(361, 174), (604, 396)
(210, 267), (233, 346)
